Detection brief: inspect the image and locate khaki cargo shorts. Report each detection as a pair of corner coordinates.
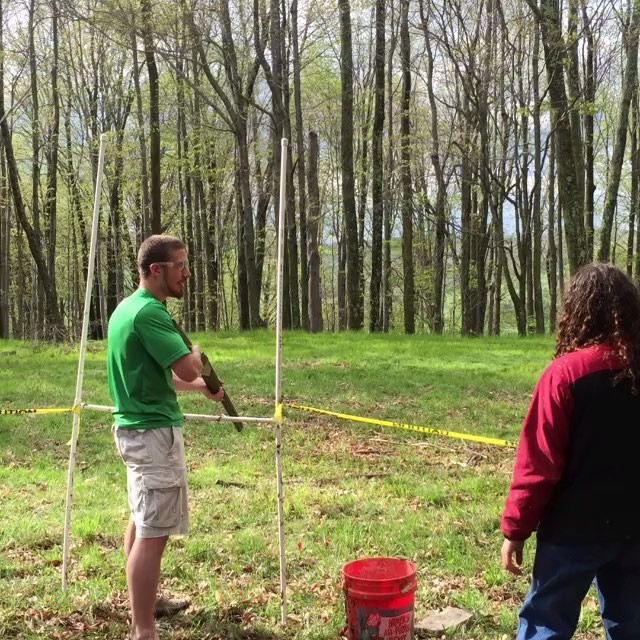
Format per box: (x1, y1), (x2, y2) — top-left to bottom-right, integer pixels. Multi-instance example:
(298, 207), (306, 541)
(113, 426), (189, 538)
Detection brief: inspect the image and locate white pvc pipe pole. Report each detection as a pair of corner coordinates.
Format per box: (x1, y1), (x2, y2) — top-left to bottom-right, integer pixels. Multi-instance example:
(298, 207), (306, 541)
(62, 133), (107, 590)
(274, 138), (288, 625)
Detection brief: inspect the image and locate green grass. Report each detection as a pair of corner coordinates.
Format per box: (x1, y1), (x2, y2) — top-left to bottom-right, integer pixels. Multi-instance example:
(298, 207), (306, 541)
(0, 333), (605, 638)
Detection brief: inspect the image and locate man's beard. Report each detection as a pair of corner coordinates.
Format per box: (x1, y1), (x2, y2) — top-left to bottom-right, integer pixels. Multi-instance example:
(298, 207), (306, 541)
(165, 278), (185, 299)
(171, 283), (185, 299)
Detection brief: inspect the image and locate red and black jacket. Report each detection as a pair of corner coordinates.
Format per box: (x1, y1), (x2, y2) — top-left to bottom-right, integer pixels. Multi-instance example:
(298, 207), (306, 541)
(501, 343), (640, 544)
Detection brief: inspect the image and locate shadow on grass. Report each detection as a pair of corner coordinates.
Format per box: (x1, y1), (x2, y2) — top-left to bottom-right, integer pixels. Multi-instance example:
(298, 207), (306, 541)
(175, 605), (284, 640)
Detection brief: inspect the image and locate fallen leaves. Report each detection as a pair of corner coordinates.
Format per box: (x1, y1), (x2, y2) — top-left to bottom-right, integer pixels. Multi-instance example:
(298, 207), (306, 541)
(20, 597), (129, 639)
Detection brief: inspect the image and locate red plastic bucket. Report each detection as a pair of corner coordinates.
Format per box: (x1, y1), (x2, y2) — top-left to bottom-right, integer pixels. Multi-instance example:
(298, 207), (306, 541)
(342, 557), (417, 640)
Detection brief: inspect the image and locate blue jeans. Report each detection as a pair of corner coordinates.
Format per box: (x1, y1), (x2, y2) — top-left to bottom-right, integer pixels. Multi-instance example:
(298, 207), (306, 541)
(517, 539), (640, 640)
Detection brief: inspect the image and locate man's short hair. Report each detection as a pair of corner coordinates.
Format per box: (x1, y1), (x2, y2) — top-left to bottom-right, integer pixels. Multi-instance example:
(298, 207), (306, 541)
(137, 235), (185, 276)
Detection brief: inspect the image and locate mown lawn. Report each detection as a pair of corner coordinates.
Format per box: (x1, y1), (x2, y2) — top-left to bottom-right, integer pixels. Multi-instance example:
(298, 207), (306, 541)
(0, 332), (604, 639)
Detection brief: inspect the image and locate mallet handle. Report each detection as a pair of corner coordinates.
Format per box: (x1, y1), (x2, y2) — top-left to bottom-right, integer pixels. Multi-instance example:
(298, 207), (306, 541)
(173, 321), (243, 432)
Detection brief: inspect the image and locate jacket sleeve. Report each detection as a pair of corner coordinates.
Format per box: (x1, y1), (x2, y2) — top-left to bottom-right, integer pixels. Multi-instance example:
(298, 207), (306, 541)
(501, 360), (573, 540)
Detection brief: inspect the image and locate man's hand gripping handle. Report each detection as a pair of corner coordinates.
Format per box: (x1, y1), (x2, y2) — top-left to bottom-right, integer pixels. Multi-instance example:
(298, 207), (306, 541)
(173, 321), (243, 431)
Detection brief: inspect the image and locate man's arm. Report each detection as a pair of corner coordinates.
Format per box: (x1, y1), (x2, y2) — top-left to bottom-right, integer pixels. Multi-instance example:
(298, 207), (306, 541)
(170, 345), (203, 382)
(170, 320), (241, 430)
(172, 372), (225, 402)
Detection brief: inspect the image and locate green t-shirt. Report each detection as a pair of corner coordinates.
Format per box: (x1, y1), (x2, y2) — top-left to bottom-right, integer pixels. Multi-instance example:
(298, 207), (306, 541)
(107, 288), (190, 428)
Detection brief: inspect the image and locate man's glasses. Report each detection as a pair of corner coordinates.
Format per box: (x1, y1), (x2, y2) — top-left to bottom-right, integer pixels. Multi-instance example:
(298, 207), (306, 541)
(153, 260), (190, 271)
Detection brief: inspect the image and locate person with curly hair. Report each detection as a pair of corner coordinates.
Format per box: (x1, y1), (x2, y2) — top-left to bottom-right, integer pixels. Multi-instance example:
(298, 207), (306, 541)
(501, 263), (640, 640)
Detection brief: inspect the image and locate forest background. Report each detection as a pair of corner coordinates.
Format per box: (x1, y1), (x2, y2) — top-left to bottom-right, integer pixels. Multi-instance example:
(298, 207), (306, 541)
(0, 0), (636, 341)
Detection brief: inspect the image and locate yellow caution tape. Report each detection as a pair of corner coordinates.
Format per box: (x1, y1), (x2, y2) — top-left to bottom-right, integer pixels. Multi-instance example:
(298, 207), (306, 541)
(0, 406), (76, 416)
(0, 404), (84, 445)
(284, 402), (517, 448)
(1, 401), (516, 447)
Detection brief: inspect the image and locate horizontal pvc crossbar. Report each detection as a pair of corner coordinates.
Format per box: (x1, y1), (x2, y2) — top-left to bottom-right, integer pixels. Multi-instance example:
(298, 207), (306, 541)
(81, 403), (277, 425)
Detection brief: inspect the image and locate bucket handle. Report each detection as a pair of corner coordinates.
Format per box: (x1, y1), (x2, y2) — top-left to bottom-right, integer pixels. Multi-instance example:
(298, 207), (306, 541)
(400, 578), (417, 594)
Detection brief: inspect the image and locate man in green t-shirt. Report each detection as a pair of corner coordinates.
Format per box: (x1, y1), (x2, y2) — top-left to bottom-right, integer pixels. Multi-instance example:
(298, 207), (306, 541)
(107, 234), (224, 640)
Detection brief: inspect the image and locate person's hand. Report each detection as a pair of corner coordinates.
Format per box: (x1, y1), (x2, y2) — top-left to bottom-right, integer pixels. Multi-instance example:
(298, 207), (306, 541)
(200, 379), (224, 402)
(501, 538), (525, 575)
(191, 344), (202, 358)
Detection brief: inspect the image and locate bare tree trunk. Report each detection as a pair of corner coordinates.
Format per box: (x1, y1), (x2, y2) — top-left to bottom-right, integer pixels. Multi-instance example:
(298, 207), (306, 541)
(487, 242), (496, 336)
(194, 179), (206, 331)
(532, 24), (545, 333)
(529, 0), (588, 272)
(87, 34), (105, 339)
(548, 134), (558, 332)
(558, 199), (565, 296)
(253, 0), (291, 327)
(219, 190), (234, 330)
(629, 89), (638, 278)
(64, 87), (101, 338)
(205, 1), (263, 329)
(382, 0), (397, 332)
(566, 0), (585, 205)
(291, 0), (309, 330)
(0, 135), (7, 338)
(514, 34), (529, 334)
(131, 30), (151, 240)
(582, 1), (595, 260)
(370, 0), (385, 332)
(399, 0), (414, 334)
(420, 0), (446, 334)
(357, 90), (371, 328)
(44, 0), (60, 310)
(338, 0), (362, 330)
(277, 1), (300, 329)
(493, 232), (503, 336)
(599, 3), (640, 261)
(142, 0), (161, 233)
(203, 141), (219, 331)
(460, 104), (472, 335)
(283, 130), (301, 330)
(71, 210), (81, 339)
(16, 223), (24, 338)
(235, 125), (263, 329)
(120, 205), (138, 293)
(0, 104), (65, 338)
(337, 222), (347, 330)
(255, 150), (273, 289)
(106, 96), (131, 318)
(491, 17), (512, 337)
(0, 0), (63, 339)
(176, 47), (195, 330)
(235, 164), (250, 330)
(511, 82), (528, 337)
(28, 0), (43, 338)
(499, 62), (525, 337)
(192, 57), (206, 331)
(474, 0), (495, 336)
(307, 131), (323, 332)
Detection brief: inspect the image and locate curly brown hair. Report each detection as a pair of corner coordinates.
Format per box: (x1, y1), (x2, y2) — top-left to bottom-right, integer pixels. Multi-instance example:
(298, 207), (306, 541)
(555, 262), (640, 392)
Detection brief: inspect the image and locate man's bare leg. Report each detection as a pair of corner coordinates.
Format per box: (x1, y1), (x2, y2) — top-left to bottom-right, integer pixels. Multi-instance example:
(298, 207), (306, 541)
(125, 521), (188, 622)
(125, 519), (136, 558)
(125, 523), (168, 640)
